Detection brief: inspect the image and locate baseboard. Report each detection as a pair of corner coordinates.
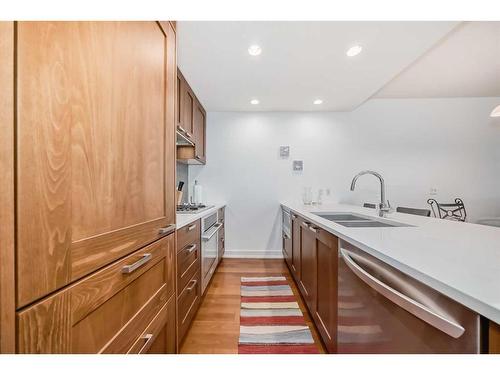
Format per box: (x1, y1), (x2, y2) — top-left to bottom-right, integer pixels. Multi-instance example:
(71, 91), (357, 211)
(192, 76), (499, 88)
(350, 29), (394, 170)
(223, 249), (284, 259)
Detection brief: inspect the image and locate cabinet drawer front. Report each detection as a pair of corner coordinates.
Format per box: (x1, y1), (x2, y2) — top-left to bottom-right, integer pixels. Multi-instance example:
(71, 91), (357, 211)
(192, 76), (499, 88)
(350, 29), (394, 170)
(127, 295), (175, 354)
(74, 263), (169, 353)
(17, 235), (175, 354)
(72, 236), (173, 323)
(177, 219), (200, 251)
(177, 240), (201, 292)
(177, 271), (201, 343)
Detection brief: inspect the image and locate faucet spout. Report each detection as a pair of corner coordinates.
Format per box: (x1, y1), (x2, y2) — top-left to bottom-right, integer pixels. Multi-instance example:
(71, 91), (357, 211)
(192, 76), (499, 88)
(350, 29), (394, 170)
(349, 170), (390, 217)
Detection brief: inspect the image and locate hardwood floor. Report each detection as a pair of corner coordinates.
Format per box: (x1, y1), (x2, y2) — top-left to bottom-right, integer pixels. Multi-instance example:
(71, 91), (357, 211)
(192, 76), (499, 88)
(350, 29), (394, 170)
(180, 258), (325, 354)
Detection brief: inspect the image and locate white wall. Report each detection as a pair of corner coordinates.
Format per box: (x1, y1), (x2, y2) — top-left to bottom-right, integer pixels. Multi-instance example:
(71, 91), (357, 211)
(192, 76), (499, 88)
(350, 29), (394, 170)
(188, 98), (500, 257)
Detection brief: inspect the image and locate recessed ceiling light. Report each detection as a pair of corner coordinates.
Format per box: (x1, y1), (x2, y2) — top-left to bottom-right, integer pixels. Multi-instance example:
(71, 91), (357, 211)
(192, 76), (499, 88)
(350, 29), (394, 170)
(346, 45), (363, 57)
(248, 45), (262, 56)
(250, 99), (260, 105)
(313, 99), (323, 105)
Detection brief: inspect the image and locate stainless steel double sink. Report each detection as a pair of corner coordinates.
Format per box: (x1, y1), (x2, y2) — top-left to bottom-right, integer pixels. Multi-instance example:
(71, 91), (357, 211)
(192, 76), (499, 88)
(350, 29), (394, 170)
(312, 212), (411, 228)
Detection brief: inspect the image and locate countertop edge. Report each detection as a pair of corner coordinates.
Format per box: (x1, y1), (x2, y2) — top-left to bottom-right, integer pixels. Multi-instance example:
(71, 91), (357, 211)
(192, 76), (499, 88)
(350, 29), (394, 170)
(176, 203), (226, 229)
(281, 202), (500, 325)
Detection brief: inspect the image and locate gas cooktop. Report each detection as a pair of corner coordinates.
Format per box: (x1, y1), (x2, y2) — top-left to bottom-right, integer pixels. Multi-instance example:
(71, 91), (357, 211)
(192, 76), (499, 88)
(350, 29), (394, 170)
(176, 204), (214, 214)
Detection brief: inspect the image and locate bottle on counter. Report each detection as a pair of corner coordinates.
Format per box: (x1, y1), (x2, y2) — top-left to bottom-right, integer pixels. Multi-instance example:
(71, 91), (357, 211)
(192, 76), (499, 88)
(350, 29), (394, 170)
(193, 180), (203, 205)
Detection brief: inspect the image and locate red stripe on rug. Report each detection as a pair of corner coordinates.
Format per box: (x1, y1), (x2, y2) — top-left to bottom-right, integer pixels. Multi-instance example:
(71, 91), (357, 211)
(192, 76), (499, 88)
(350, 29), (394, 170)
(240, 316), (306, 326)
(241, 280), (289, 286)
(238, 344), (320, 354)
(241, 296), (296, 303)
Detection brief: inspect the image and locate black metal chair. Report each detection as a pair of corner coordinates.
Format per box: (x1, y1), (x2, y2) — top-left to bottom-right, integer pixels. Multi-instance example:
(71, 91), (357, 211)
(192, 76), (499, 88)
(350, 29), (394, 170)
(363, 203), (376, 209)
(427, 198), (467, 222)
(396, 206), (431, 217)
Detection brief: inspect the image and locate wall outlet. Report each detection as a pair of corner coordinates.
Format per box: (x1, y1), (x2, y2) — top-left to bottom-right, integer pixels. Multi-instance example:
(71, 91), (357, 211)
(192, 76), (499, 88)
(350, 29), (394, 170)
(429, 187), (438, 196)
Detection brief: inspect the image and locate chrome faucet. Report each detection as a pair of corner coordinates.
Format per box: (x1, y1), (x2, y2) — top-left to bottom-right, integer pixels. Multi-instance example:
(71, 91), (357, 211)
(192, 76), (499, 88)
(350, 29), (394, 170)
(350, 170), (391, 217)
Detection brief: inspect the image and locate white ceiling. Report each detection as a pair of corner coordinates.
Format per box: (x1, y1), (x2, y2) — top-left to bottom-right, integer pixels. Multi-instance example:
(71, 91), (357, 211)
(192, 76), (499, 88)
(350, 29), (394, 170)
(376, 22), (500, 98)
(177, 21), (458, 112)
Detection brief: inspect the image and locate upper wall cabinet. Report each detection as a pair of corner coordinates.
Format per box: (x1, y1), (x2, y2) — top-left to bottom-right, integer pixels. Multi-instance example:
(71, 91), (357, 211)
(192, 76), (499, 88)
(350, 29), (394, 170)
(176, 68), (206, 164)
(16, 21), (177, 307)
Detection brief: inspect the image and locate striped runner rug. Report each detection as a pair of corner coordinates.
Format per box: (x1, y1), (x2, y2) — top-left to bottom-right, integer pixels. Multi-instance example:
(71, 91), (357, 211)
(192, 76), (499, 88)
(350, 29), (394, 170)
(238, 276), (319, 354)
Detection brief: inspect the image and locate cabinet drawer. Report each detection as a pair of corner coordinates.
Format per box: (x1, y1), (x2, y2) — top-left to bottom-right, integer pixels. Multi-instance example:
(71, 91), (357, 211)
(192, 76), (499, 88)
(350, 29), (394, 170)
(17, 234), (175, 354)
(177, 219), (201, 252)
(177, 270), (201, 344)
(177, 239), (201, 292)
(127, 295), (176, 354)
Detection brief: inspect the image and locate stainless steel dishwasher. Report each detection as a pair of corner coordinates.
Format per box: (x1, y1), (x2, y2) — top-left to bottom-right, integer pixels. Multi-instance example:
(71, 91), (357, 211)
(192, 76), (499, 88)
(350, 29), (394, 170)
(337, 240), (480, 353)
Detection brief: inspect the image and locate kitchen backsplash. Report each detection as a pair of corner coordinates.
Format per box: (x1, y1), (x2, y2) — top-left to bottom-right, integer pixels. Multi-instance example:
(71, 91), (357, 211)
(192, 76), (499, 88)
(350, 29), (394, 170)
(176, 162), (189, 204)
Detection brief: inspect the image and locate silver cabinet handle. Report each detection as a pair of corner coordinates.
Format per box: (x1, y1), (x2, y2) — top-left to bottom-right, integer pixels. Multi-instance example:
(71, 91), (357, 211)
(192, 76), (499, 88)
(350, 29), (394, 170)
(309, 225), (318, 233)
(158, 224), (175, 236)
(137, 333), (154, 354)
(186, 131), (192, 138)
(340, 248), (465, 338)
(185, 244), (197, 253)
(187, 224), (196, 232)
(121, 253), (152, 274)
(301, 222), (310, 229)
(186, 279), (197, 291)
(202, 222), (223, 241)
(283, 233), (290, 240)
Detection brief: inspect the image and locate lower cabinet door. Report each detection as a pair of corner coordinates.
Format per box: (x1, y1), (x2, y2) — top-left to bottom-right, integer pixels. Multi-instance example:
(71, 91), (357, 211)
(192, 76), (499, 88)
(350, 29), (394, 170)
(314, 229), (338, 353)
(17, 235), (175, 354)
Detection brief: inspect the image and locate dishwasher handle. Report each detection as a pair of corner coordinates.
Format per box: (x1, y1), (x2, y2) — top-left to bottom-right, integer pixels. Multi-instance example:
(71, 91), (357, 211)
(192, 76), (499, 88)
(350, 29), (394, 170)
(340, 248), (465, 339)
(202, 222), (223, 241)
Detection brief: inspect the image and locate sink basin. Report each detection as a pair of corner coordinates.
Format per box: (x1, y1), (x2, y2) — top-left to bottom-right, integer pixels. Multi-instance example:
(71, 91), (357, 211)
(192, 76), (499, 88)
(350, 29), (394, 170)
(313, 213), (370, 221)
(312, 212), (411, 228)
(335, 221), (408, 228)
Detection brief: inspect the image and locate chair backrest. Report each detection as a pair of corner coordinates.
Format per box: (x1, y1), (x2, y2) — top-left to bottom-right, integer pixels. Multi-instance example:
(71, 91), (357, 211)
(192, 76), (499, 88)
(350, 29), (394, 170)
(396, 206), (431, 217)
(363, 203), (376, 209)
(427, 198), (467, 222)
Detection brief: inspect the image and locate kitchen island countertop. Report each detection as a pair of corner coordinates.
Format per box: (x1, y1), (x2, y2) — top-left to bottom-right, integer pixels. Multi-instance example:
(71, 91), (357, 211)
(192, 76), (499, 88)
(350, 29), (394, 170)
(281, 201), (500, 324)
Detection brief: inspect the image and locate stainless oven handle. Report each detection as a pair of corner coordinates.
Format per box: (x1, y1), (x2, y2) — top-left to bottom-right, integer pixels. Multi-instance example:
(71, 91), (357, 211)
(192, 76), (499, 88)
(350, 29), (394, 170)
(340, 248), (465, 338)
(202, 222), (223, 241)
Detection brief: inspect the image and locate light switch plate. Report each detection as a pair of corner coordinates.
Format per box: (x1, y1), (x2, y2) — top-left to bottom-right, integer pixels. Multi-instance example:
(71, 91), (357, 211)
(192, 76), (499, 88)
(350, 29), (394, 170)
(280, 146), (290, 158)
(293, 160), (303, 171)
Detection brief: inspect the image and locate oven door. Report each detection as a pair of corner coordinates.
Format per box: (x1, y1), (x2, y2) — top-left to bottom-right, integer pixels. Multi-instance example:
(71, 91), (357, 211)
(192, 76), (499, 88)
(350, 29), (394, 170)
(201, 222), (223, 294)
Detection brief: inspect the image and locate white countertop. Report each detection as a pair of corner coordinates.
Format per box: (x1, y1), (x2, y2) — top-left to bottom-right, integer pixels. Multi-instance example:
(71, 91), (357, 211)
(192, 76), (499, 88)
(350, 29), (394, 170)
(176, 203), (226, 229)
(281, 201), (500, 324)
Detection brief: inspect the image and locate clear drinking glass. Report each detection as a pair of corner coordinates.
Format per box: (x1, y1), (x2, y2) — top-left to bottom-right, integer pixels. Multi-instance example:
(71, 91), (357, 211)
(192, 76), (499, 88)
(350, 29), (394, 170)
(302, 187), (313, 205)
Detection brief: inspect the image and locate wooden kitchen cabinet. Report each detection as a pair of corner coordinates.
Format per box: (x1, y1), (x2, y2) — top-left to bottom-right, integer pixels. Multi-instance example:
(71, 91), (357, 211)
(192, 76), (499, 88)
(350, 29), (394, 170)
(179, 71), (195, 138)
(16, 21), (177, 307)
(0, 20), (178, 354)
(176, 220), (202, 347)
(288, 212), (338, 353)
(176, 68), (206, 165)
(17, 235), (176, 354)
(313, 228), (338, 353)
(193, 99), (207, 163)
(489, 321), (500, 353)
